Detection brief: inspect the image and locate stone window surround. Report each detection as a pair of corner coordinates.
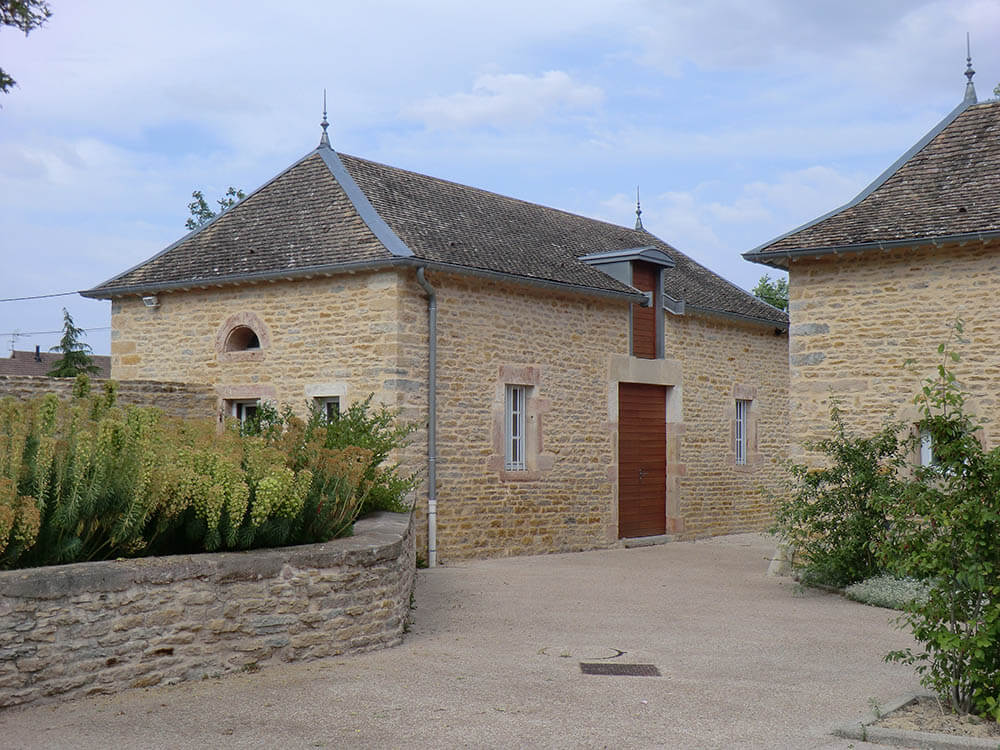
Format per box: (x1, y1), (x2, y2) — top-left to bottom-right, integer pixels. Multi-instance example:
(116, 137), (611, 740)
(488, 365), (554, 481)
(216, 311), (271, 363)
(305, 383), (349, 419)
(217, 384), (278, 427)
(727, 384), (761, 468)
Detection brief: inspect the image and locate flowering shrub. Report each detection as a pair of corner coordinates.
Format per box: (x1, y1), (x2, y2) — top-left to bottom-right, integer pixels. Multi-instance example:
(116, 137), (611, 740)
(0, 386), (382, 569)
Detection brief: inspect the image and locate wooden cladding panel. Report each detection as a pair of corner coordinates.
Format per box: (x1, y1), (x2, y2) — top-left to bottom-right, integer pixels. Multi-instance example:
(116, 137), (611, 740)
(618, 383), (666, 538)
(631, 263), (657, 359)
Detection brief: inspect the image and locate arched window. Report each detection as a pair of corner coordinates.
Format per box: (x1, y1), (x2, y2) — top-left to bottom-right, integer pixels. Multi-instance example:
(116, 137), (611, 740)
(225, 325), (260, 351)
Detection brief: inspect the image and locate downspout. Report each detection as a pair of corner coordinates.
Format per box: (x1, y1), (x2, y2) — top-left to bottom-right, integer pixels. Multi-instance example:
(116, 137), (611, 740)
(415, 267), (438, 567)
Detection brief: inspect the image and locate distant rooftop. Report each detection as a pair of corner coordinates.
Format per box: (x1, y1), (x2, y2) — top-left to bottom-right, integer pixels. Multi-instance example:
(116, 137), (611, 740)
(0, 349), (111, 379)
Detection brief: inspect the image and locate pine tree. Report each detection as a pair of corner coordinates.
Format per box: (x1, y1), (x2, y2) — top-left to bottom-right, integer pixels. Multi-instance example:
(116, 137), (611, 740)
(47, 309), (99, 378)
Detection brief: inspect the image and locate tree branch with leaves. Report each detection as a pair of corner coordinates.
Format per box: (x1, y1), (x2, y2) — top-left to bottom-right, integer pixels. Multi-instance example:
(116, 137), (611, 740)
(185, 187), (246, 230)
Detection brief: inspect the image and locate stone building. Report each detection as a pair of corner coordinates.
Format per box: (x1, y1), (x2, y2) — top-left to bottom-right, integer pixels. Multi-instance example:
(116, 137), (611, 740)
(85, 118), (788, 564)
(745, 66), (1000, 464)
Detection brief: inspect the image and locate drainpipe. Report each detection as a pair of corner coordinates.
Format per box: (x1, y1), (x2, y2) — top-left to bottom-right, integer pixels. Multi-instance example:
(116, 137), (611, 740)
(415, 267), (438, 567)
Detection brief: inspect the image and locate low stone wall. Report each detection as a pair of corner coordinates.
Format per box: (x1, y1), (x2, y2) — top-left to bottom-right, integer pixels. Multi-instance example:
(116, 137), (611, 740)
(0, 375), (217, 419)
(0, 512), (415, 709)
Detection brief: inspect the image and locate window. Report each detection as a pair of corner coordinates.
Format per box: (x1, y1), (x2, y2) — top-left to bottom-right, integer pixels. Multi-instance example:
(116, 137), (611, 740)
(919, 430), (934, 467)
(225, 325), (260, 352)
(505, 385), (527, 471)
(317, 396), (340, 421)
(230, 399), (260, 424)
(735, 399), (750, 466)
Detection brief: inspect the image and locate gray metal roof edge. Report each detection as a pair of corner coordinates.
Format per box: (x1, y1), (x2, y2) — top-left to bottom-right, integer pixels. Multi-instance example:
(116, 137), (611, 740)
(740, 229), (1000, 269)
(743, 95), (978, 264)
(79, 258), (403, 299)
(684, 303), (789, 331)
(317, 146), (414, 258)
(86, 150), (323, 294)
(81, 255), (644, 303)
(579, 246), (675, 268)
(414, 259), (645, 302)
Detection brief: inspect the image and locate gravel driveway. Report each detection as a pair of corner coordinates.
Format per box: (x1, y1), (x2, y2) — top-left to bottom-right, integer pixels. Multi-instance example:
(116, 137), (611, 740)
(1, 533), (920, 749)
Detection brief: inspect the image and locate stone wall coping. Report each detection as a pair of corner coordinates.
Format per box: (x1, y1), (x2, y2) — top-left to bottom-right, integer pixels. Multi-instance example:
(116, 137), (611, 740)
(0, 512), (412, 600)
(0, 375), (208, 389)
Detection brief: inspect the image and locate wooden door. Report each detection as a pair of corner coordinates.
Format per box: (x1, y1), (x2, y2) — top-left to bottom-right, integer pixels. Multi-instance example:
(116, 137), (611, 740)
(618, 383), (666, 538)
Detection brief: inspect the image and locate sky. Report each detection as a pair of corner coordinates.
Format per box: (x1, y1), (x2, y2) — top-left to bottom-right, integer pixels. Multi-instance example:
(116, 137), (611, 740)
(1, 0), (998, 356)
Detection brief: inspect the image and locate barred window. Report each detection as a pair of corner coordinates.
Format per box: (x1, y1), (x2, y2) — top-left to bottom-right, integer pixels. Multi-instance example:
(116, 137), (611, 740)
(505, 385), (527, 471)
(735, 399), (750, 466)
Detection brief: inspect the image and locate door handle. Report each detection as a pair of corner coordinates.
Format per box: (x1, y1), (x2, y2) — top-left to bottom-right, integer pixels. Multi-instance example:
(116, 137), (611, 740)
(638, 467), (647, 480)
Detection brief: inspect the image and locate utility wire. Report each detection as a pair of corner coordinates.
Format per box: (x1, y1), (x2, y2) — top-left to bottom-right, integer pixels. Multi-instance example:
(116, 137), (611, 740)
(1, 327), (111, 337)
(0, 291), (82, 303)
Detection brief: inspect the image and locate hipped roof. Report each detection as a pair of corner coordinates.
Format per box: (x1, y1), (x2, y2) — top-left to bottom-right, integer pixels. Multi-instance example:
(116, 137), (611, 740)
(85, 142), (786, 326)
(746, 98), (1000, 268)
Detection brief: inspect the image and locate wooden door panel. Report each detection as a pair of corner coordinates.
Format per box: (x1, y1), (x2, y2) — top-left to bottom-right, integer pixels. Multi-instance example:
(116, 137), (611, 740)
(618, 383), (666, 538)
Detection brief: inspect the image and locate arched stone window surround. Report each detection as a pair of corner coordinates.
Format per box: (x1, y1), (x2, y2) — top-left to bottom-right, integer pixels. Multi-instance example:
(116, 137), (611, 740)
(216, 311), (271, 363)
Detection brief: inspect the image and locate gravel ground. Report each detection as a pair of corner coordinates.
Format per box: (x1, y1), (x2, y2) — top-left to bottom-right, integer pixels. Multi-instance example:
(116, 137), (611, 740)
(1, 533), (922, 749)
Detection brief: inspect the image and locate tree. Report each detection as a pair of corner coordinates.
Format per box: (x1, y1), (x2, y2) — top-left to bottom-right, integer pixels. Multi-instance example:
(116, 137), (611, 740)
(47, 308), (99, 378)
(1, 1), (52, 95)
(185, 187), (246, 230)
(752, 273), (788, 310)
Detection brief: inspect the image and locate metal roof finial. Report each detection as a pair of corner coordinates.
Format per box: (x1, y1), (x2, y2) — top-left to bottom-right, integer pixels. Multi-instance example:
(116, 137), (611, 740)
(634, 186), (644, 230)
(963, 33), (978, 105)
(319, 89), (331, 148)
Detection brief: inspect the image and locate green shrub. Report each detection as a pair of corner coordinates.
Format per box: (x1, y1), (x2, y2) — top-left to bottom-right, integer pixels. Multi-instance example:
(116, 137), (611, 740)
(310, 394), (417, 515)
(884, 326), (1000, 722)
(0, 389), (374, 569)
(844, 575), (930, 610)
(771, 403), (904, 587)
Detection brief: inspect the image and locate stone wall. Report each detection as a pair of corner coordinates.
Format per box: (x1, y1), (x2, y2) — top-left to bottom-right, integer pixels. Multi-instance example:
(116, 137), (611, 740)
(0, 512), (415, 709)
(664, 311), (790, 537)
(0, 376), (216, 419)
(787, 237), (1000, 464)
(422, 271), (630, 561)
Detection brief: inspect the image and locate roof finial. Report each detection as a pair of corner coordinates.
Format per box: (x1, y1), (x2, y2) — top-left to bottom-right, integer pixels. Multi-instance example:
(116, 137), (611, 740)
(963, 33), (978, 105)
(319, 89), (331, 148)
(634, 186), (644, 230)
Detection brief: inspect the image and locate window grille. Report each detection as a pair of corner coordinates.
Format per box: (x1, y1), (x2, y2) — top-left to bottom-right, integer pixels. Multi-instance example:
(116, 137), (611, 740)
(505, 385), (527, 471)
(735, 399), (750, 466)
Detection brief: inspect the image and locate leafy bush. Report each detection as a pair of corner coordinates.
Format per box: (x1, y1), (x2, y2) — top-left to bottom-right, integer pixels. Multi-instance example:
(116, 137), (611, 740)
(771, 403), (904, 587)
(884, 327), (1000, 721)
(309, 395), (417, 515)
(0, 388), (377, 569)
(844, 575), (930, 610)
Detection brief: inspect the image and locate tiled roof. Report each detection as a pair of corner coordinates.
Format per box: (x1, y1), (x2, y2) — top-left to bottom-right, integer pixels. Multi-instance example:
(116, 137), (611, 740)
(86, 145), (786, 325)
(0, 350), (111, 378)
(747, 99), (1000, 264)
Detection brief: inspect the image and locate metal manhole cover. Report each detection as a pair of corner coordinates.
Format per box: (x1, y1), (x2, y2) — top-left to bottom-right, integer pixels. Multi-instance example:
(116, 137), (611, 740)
(579, 662), (661, 677)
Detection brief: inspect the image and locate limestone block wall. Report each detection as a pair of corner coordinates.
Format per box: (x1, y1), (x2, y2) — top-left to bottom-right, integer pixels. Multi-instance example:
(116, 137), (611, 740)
(109, 272), (421, 421)
(787, 238), (1000, 464)
(0, 376), (216, 419)
(664, 311), (789, 537)
(0, 512), (414, 709)
(425, 271), (628, 561)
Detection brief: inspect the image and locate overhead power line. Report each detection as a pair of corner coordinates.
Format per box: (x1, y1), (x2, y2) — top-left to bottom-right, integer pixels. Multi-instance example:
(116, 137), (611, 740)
(0, 327), (111, 337)
(0, 291), (81, 303)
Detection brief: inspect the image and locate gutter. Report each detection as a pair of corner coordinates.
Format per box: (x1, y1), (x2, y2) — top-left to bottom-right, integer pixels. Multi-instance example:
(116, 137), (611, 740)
(743, 230), (1000, 270)
(81, 257), (645, 305)
(415, 267), (438, 568)
(683, 304), (789, 332)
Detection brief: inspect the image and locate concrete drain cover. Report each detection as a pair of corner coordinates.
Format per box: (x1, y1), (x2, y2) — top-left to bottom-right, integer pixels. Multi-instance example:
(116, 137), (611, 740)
(580, 662), (661, 677)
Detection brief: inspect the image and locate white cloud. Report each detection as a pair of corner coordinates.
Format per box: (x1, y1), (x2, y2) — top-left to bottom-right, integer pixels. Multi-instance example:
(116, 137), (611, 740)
(403, 71), (604, 129)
